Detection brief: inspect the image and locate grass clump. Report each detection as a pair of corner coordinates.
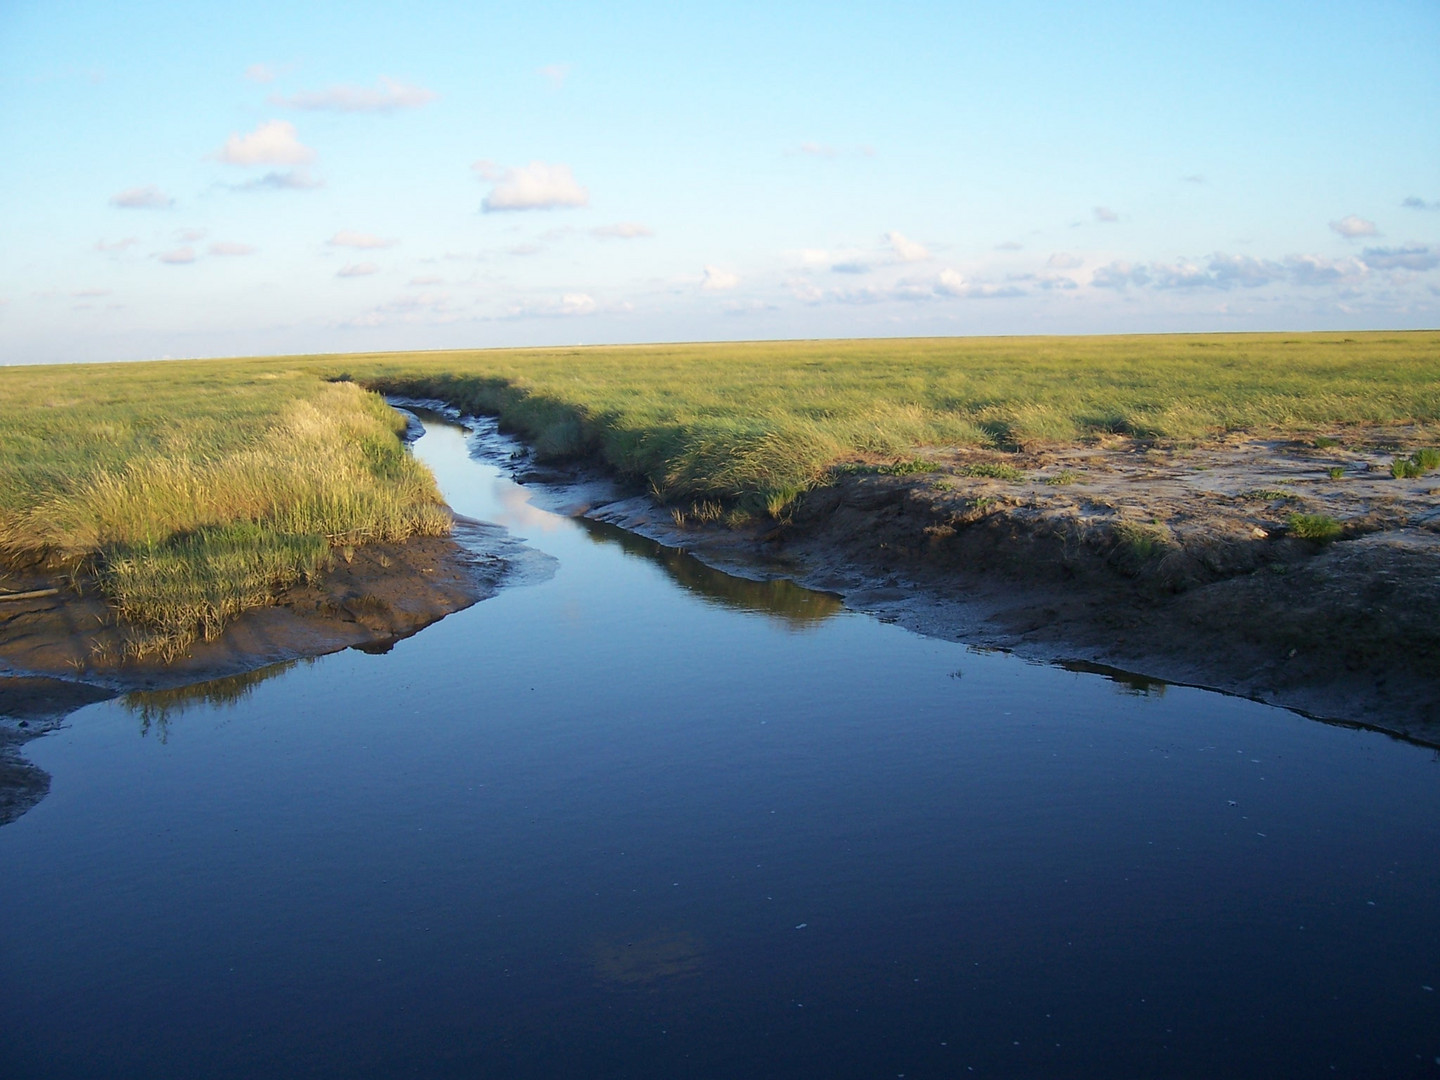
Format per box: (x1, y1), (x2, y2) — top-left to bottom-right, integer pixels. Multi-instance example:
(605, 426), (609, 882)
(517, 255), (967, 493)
(1241, 489), (1295, 502)
(1287, 513), (1342, 541)
(1313, 436), (1340, 449)
(1114, 521), (1174, 561)
(956, 462), (1026, 481)
(1326, 466), (1345, 480)
(0, 365), (449, 655)
(1391, 449), (1440, 478)
(833, 457), (935, 477)
(1044, 469), (1080, 485)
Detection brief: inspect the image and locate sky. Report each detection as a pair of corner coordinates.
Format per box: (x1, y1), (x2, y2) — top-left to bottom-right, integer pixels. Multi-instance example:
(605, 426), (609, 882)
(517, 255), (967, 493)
(1, 0), (1437, 364)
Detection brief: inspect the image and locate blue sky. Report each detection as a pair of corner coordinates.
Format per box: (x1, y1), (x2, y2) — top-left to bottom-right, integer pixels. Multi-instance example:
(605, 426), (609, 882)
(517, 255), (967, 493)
(2, 0), (1437, 363)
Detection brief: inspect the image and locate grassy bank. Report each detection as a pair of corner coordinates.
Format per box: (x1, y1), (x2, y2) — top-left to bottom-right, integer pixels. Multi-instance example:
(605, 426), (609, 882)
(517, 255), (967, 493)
(0, 361), (449, 657)
(3, 331), (1436, 659)
(334, 331), (1440, 514)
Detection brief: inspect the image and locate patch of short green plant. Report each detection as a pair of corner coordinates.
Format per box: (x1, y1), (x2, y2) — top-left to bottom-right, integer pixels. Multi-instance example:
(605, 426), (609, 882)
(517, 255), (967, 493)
(956, 462), (1026, 481)
(1313, 436), (1341, 449)
(832, 457), (935, 477)
(1043, 469), (1080, 485)
(1326, 466), (1345, 480)
(1114, 521), (1173, 560)
(1286, 513), (1342, 541)
(1241, 489), (1297, 502)
(1391, 448), (1440, 479)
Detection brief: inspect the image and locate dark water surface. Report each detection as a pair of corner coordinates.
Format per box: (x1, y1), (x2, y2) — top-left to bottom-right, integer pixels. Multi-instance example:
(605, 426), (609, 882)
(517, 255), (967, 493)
(3, 416), (1437, 1079)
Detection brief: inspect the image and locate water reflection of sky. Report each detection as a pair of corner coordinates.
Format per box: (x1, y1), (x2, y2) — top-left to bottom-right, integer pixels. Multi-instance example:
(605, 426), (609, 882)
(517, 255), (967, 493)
(2, 413), (1438, 1080)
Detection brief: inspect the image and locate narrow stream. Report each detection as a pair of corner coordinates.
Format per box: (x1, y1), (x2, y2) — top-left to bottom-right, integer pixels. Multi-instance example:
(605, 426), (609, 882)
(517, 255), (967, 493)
(2, 414), (1437, 1079)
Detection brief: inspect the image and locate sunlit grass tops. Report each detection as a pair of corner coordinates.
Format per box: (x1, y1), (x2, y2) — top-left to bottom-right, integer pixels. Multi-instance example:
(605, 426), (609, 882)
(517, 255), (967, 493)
(0, 362), (449, 657)
(340, 331), (1440, 513)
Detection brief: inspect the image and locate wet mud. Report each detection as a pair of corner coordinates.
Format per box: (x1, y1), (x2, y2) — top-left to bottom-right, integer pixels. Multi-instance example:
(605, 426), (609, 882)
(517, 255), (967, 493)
(516, 429), (1440, 745)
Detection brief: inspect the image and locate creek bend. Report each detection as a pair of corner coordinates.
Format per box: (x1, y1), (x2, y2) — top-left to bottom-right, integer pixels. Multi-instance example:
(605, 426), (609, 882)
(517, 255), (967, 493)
(1, 413), (1437, 1079)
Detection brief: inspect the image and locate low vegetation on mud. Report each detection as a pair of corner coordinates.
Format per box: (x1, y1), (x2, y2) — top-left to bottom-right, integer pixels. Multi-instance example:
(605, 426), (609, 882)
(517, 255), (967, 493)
(341, 331), (1439, 517)
(0, 363), (449, 657)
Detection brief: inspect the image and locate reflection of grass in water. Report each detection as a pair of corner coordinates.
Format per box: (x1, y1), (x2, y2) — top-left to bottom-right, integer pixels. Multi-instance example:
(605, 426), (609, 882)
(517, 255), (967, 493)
(124, 660), (303, 740)
(1060, 660), (1169, 698)
(590, 930), (706, 987)
(582, 519), (843, 628)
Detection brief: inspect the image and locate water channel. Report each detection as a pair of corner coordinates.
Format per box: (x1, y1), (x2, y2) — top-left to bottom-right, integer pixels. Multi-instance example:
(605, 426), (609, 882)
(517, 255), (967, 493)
(2, 413), (1437, 1078)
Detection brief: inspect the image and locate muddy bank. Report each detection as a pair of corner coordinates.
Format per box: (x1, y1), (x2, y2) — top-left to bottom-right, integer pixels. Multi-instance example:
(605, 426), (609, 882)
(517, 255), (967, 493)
(506, 428), (1440, 745)
(0, 518), (547, 826)
(0, 521), (534, 694)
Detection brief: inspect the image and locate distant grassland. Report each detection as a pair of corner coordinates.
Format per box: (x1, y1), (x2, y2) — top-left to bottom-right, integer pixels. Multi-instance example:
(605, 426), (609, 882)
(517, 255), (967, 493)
(336, 331), (1440, 513)
(1, 331), (1435, 657)
(0, 362), (449, 657)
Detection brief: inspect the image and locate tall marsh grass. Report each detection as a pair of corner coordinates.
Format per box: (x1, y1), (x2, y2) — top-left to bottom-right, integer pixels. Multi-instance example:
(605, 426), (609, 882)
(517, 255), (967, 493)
(340, 331), (1439, 512)
(0, 364), (448, 655)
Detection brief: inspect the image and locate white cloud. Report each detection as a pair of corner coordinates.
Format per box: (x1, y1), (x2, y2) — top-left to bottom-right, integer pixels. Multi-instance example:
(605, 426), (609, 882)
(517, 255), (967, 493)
(561, 292), (596, 314)
(274, 77), (438, 112)
(216, 120), (315, 165)
(1091, 261), (1149, 289)
(208, 241), (255, 256)
(328, 230), (396, 249)
(1286, 253), (1366, 285)
(886, 231), (930, 262)
(95, 237), (138, 252)
(72, 288), (111, 298)
(799, 141), (838, 158)
(244, 63), (276, 83)
(176, 227), (207, 242)
(157, 247), (196, 264)
(1329, 215), (1377, 239)
(701, 265), (739, 291)
(1090, 252), (1368, 291)
(1182, 174), (1205, 184)
(538, 64), (570, 88)
(1094, 206), (1119, 223)
(932, 269), (1024, 299)
(508, 243), (542, 256)
(935, 269), (967, 296)
(231, 168), (322, 191)
(110, 185), (173, 209)
(1401, 197), (1437, 212)
(1047, 252), (1083, 269)
(344, 292), (464, 328)
(337, 262), (379, 277)
(793, 248), (831, 266)
(994, 241), (1023, 251)
(481, 162), (589, 212)
(471, 159), (501, 181)
(592, 222), (653, 239)
(1361, 245), (1438, 272)
(832, 260), (871, 274)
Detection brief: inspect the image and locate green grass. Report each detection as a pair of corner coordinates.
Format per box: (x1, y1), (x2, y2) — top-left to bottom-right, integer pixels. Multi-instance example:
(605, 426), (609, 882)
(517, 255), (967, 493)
(956, 462), (1026, 481)
(1240, 489), (1296, 502)
(342, 331), (1438, 512)
(3, 330), (1437, 655)
(1287, 513), (1343, 541)
(0, 363), (449, 656)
